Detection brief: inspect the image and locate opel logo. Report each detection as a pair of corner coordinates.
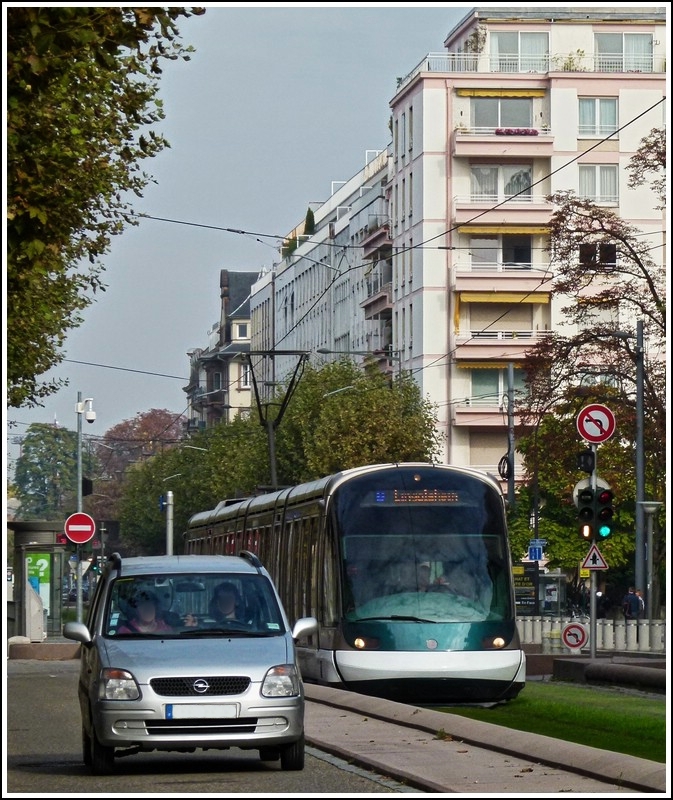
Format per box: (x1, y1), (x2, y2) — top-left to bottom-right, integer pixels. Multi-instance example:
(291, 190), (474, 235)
(193, 679), (210, 693)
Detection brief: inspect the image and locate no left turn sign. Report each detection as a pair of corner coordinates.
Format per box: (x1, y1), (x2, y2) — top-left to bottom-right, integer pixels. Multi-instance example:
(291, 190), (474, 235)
(576, 404), (616, 444)
(562, 622), (588, 650)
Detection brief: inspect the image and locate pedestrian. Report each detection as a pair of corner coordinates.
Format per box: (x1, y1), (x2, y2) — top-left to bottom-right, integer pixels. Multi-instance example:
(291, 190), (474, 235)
(635, 589), (645, 619)
(621, 586), (641, 621)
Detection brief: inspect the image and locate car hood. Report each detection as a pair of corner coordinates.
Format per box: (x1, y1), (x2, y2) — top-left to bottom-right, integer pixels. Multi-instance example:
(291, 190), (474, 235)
(98, 633), (294, 684)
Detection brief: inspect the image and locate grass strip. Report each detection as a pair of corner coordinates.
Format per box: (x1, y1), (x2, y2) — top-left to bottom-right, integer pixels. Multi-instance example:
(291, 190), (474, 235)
(441, 680), (666, 763)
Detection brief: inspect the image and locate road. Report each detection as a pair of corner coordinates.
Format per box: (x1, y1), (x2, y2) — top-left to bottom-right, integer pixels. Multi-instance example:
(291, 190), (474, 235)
(5, 659), (666, 795)
(4, 660), (408, 795)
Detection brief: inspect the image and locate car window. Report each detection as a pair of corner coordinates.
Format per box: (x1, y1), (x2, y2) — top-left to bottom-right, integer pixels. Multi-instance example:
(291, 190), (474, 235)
(105, 573), (286, 637)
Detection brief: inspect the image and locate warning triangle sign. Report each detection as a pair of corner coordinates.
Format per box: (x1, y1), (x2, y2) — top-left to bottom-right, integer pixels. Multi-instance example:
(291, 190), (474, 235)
(581, 543), (608, 570)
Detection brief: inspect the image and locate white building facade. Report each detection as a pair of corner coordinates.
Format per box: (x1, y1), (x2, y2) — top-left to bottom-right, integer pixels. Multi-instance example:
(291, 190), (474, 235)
(249, 6), (667, 475)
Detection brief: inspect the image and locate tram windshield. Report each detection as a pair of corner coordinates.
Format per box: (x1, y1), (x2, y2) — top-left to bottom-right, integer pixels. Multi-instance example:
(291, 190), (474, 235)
(335, 469), (512, 623)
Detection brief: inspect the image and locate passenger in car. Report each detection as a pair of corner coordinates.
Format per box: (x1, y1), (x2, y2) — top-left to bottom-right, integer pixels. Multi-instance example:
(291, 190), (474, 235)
(209, 581), (242, 621)
(117, 590), (174, 634)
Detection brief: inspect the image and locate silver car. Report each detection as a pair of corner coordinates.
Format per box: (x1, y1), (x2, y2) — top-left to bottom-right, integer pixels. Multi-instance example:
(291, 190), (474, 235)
(63, 552), (317, 775)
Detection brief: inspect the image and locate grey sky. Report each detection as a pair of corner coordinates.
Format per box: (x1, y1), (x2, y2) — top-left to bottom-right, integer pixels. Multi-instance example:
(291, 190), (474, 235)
(6, 3), (475, 474)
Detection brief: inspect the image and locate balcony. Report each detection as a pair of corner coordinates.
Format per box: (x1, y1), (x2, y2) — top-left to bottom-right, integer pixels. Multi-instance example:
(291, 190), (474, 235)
(454, 328), (552, 360)
(361, 281), (392, 320)
(395, 51), (665, 92)
(453, 195), (552, 227)
(453, 262), (553, 293)
(453, 127), (555, 158)
(361, 218), (391, 259)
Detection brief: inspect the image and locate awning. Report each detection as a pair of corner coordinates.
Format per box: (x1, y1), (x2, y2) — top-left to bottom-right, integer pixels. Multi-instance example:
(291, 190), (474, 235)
(458, 226), (550, 235)
(456, 361), (523, 369)
(456, 88), (546, 97)
(459, 292), (550, 304)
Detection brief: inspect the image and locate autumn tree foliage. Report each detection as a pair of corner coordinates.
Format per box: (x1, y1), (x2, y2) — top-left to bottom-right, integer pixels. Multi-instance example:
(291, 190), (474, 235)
(509, 127), (666, 609)
(6, 7), (204, 408)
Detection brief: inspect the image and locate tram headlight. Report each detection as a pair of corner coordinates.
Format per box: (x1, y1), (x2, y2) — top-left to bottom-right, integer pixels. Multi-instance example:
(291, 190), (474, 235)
(482, 635), (507, 649)
(353, 636), (380, 650)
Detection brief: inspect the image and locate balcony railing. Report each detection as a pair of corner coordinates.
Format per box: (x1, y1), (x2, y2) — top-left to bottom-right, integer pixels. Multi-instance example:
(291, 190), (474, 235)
(468, 329), (535, 340)
(456, 126), (552, 136)
(455, 262), (538, 272)
(396, 51), (664, 91)
(455, 194), (548, 205)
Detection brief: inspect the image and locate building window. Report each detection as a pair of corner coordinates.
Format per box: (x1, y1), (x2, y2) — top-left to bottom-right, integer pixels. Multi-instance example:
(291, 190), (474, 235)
(240, 362), (251, 389)
(408, 106), (413, 152)
(470, 368), (527, 405)
(595, 33), (653, 73)
(579, 242), (617, 269)
(470, 165), (532, 202)
(578, 98), (618, 137)
(578, 165), (618, 204)
(470, 235), (532, 270)
(472, 97), (533, 129)
(236, 323), (248, 339)
(490, 31), (548, 73)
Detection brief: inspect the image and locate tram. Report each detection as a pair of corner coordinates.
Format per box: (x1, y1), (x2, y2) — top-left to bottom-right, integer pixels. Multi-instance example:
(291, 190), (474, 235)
(185, 462), (525, 704)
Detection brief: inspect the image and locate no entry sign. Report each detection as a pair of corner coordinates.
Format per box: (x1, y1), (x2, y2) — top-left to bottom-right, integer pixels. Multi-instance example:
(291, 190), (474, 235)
(64, 512), (96, 545)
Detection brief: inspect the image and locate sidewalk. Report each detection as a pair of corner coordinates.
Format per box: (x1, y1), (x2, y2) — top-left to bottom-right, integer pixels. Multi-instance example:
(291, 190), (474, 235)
(304, 683), (667, 794)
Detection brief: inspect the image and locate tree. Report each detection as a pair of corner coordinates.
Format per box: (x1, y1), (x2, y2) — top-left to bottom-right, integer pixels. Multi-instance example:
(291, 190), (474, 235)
(275, 360), (442, 483)
(118, 361), (442, 554)
(6, 7), (205, 408)
(13, 423), (84, 520)
(513, 128), (666, 612)
(303, 207), (316, 236)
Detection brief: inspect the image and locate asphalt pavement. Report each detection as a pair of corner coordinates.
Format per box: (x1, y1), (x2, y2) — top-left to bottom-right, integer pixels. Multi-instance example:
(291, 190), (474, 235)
(6, 640), (668, 794)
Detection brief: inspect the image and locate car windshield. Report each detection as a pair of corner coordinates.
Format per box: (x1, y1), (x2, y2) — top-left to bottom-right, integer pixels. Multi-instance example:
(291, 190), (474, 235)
(105, 573), (286, 637)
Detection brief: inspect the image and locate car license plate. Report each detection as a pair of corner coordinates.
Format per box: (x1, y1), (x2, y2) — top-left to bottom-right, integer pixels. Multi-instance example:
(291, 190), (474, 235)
(166, 703), (237, 719)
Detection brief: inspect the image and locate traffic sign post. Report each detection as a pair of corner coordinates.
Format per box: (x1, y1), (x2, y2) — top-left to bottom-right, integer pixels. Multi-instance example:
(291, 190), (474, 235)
(64, 512), (96, 545)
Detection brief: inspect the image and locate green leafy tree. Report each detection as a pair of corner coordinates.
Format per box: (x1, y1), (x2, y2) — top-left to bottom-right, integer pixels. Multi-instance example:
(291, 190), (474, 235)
(303, 207), (316, 236)
(6, 6), (204, 408)
(275, 360), (441, 483)
(13, 423), (90, 520)
(118, 361), (442, 554)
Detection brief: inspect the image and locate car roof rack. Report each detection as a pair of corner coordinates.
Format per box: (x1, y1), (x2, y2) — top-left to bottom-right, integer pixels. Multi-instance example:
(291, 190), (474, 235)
(239, 550), (263, 572)
(108, 552), (123, 576)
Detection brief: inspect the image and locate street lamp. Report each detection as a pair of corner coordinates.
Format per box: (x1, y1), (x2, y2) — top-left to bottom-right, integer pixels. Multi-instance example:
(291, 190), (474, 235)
(75, 393), (94, 623)
(162, 474), (181, 556)
(316, 347), (403, 377)
(605, 320), (645, 597)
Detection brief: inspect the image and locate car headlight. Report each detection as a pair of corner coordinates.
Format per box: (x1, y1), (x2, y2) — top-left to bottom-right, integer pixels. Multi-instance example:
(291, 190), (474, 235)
(100, 668), (140, 700)
(261, 664), (300, 697)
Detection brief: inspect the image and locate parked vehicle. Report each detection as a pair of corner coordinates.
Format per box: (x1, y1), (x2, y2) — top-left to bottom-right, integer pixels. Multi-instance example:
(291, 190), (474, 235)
(63, 551), (317, 775)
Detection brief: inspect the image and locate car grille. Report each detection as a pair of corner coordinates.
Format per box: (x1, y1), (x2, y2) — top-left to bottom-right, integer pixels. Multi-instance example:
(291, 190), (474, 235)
(146, 718), (258, 735)
(150, 676), (251, 697)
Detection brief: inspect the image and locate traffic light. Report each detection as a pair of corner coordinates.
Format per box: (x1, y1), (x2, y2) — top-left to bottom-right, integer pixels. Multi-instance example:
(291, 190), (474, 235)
(82, 477), (93, 497)
(577, 487), (594, 540)
(576, 449), (595, 474)
(595, 488), (614, 539)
